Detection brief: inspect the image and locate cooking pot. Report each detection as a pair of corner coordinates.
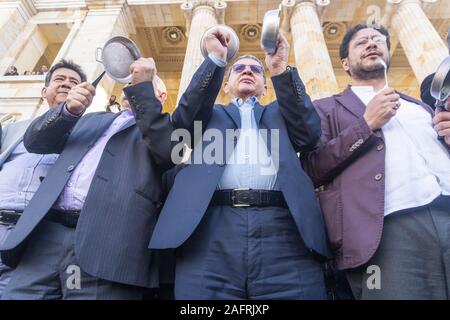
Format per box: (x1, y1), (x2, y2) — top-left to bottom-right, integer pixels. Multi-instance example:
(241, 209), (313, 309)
(200, 25), (239, 63)
(261, 8), (280, 54)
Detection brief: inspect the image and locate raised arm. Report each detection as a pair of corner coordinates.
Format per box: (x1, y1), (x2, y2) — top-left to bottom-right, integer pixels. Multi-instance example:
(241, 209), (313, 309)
(23, 103), (80, 154)
(24, 81), (95, 154)
(272, 68), (321, 152)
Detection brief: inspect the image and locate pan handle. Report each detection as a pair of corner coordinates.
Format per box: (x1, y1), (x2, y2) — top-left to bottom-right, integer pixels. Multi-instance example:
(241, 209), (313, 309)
(95, 47), (103, 63)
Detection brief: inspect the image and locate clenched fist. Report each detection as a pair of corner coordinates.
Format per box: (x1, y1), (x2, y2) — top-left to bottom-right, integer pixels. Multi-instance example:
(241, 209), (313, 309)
(204, 27), (230, 62)
(265, 32), (289, 76)
(433, 98), (450, 145)
(363, 87), (400, 131)
(66, 82), (96, 115)
(130, 58), (157, 85)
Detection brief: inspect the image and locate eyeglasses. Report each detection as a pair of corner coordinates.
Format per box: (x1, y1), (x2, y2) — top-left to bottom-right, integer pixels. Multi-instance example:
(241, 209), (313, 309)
(354, 35), (387, 47)
(231, 63), (264, 75)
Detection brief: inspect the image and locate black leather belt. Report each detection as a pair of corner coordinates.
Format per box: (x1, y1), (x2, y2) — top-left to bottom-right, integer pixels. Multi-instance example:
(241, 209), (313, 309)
(210, 189), (288, 208)
(45, 209), (80, 228)
(0, 210), (22, 225)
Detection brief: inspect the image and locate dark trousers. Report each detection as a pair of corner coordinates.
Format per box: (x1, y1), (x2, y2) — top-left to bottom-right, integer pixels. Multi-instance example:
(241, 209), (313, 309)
(346, 195), (450, 300)
(2, 220), (144, 300)
(175, 205), (327, 300)
(0, 224), (13, 298)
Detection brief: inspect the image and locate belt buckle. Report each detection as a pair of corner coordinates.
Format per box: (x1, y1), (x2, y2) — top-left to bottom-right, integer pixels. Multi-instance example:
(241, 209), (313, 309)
(231, 188), (251, 207)
(0, 210), (18, 225)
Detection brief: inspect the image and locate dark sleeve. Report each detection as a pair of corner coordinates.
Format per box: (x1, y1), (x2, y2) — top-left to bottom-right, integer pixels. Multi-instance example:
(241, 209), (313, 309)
(23, 103), (80, 154)
(420, 73), (436, 109)
(124, 81), (175, 168)
(271, 67), (321, 153)
(172, 56), (226, 140)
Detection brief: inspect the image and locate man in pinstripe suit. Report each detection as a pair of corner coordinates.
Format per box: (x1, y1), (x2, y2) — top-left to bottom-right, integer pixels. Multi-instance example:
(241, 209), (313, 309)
(0, 56), (200, 299)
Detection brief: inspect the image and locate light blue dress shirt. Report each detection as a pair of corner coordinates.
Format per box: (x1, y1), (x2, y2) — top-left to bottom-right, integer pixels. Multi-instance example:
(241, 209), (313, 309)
(217, 97), (279, 190)
(0, 142), (58, 211)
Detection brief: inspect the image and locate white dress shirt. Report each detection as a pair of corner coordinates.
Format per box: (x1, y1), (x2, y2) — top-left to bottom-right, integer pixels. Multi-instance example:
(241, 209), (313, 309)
(351, 86), (450, 216)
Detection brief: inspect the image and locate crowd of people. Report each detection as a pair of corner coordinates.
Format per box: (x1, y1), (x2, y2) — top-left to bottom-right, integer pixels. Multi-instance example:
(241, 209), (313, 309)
(0, 23), (449, 300)
(3, 65), (49, 76)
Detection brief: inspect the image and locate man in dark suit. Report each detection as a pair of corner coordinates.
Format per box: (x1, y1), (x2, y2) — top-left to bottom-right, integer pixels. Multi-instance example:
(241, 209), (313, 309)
(0, 57), (180, 299)
(302, 24), (450, 299)
(149, 30), (330, 299)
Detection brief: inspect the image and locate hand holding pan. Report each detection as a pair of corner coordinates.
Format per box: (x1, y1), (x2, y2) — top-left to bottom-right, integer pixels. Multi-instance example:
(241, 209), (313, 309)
(431, 55), (450, 111)
(200, 25), (239, 63)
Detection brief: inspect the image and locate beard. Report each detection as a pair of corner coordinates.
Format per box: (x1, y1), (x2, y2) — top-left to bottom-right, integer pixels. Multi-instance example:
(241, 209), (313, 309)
(349, 58), (389, 81)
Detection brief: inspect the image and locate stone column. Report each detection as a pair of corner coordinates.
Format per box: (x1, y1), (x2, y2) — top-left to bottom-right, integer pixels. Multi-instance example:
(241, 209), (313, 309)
(62, 1), (136, 112)
(177, 0), (226, 103)
(284, 0), (338, 100)
(391, 0), (448, 83)
(0, 0), (36, 73)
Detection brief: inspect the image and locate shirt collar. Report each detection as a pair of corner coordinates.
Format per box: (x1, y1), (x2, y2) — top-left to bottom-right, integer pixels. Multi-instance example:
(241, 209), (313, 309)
(121, 108), (134, 116)
(350, 85), (375, 95)
(232, 96), (258, 109)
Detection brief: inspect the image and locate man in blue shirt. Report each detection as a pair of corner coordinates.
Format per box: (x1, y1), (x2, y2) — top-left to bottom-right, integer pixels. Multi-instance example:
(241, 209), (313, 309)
(150, 30), (330, 299)
(0, 59), (87, 297)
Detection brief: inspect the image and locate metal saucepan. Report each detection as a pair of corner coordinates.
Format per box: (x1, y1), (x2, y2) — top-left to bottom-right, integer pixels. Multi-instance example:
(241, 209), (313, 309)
(95, 36), (142, 84)
(261, 7), (281, 54)
(431, 55), (450, 110)
(200, 25), (240, 63)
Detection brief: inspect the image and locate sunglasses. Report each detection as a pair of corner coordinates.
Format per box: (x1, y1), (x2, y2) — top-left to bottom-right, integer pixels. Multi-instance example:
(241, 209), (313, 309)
(231, 63), (264, 75)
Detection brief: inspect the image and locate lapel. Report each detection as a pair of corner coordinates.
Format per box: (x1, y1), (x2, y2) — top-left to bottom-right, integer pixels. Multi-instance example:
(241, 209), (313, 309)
(222, 100), (266, 128)
(336, 86), (384, 139)
(59, 112), (119, 169)
(253, 101), (266, 128)
(223, 102), (241, 129)
(336, 86), (366, 119)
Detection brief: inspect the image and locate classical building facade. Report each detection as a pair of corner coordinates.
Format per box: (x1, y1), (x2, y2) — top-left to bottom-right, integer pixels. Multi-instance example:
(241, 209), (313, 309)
(0, 0), (449, 123)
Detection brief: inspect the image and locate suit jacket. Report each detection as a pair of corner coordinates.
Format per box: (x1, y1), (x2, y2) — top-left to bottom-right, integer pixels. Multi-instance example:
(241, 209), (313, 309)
(0, 120), (31, 167)
(301, 87), (448, 270)
(149, 61), (331, 259)
(420, 73), (436, 109)
(0, 82), (178, 288)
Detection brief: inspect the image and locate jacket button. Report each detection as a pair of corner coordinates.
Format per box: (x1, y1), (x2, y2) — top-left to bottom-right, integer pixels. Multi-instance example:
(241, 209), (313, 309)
(67, 165), (75, 172)
(374, 173), (383, 181)
(377, 144), (384, 151)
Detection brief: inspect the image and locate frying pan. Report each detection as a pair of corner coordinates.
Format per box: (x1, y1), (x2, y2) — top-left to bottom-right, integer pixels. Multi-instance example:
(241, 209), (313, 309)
(95, 36), (142, 84)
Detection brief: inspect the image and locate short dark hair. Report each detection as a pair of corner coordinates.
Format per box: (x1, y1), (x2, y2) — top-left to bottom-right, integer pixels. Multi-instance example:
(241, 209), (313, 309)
(339, 23), (391, 60)
(45, 59), (87, 86)
(226, 55), (266, 83)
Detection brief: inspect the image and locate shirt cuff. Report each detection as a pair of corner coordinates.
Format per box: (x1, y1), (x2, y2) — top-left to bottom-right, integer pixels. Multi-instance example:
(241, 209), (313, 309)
(61, 102), (83, 121)
(208, 53), (227, 68)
